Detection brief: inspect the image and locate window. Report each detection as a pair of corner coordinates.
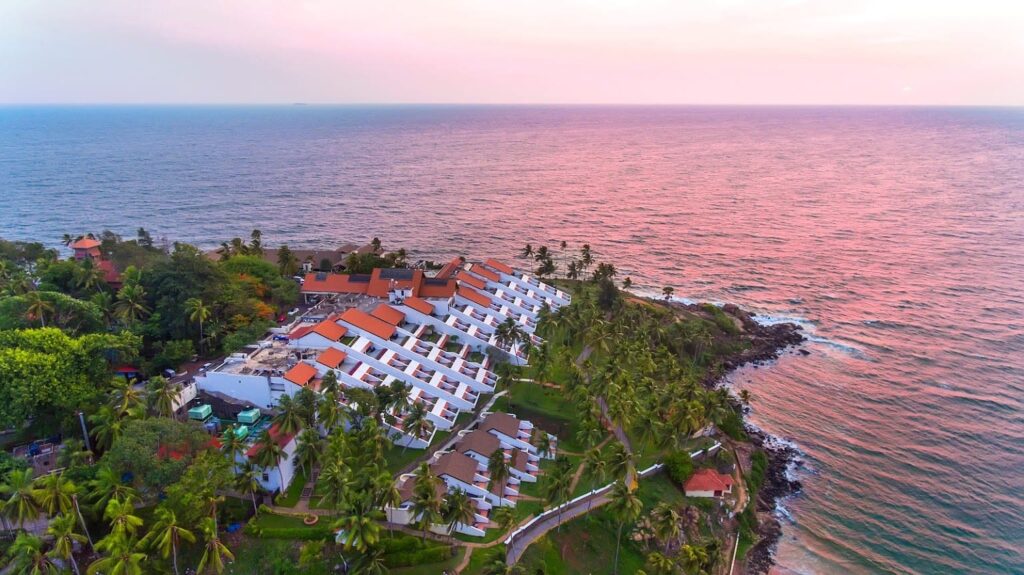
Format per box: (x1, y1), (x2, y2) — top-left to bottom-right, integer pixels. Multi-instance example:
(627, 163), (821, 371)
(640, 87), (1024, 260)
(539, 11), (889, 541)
(262, 473), (270, 482)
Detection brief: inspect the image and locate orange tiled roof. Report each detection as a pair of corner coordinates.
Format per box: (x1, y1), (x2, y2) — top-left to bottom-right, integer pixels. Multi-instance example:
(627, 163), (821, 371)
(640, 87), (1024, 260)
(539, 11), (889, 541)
(435, 257), (465, 280)
(485, 259), (514, 275)
(301, 273), (370, 294)
(403, 297), (434, 315)
(283, 362), (318, 386)
(457, 287), (494, 309)
(70, 237), (101, 250)
(339, 308), (397, 340)
(371, 304), (405, 326)
(417, 277), (457, 298)
(311, 319), (347, 341)
(456, 272), (487, 290)
(316, 347), (347, 369)
(469, 264), (500, 283)
(684, 468), (734, 492)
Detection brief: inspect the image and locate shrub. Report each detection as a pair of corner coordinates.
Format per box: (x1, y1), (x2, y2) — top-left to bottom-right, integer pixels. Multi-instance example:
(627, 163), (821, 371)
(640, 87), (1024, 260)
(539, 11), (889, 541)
(701, 304), (740, 335)
(747, 450), (768, 493)
(246, 525), (333, 540)
(663, 451), (694, 485)
(718, 410), (748, 441)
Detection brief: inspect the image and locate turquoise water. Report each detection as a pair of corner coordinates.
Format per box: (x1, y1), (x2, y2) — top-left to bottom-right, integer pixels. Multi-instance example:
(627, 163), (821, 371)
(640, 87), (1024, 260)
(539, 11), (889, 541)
(1, 105), (1022, 573)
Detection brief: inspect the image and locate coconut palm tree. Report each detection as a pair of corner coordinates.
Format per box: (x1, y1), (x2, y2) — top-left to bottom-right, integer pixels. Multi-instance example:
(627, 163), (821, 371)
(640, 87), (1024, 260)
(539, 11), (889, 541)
(317, 390), (345, 431)
(104, 498), (143, 539)
(87, 534), (146, 575)
(88, 406), (126, 451)
(91, 291), (116, 327)
(219, 425), (245, 469)
(487, 449), (510, 493)
(197, 517), (234, 574)
(76, 260), (106, 293)
(47, 513), (86, 575)
(410, 463), (442, 543)
(141, 507), (195, 575)
(1, 467), (41, 527)
(488, 506), (513, 538)
(645, 551), (676, 575)
(608, 480), (643, 575)
(253, 429), (289, 492)
(148, 377), (180, 418)
(6, 532), (58, 575)
(294, 428), (322, 479)
(87, 465), (137, 513)
(483, 557), (526, 575)
(353, 546), (389, 575)
(678, 544), (708, 575)
(109, 380), (145, 417)
(441, 489), (476, 540)
(543, 457), (574, 533)
(31, 470), (76, 517)
(272, 394), (304, 436)
(184, 298), (211, 351)
(234, 461), (263, 514)
(583, 447), (607, 513)
(401, 401), (431, 451)
(114, 283), (150, 327)
(650, 502), (682, 553)
(607, 440), (634, 483)
(70, 494), (95, 550)
(24, 290), (53, 327)
(332, 497), (382, 552)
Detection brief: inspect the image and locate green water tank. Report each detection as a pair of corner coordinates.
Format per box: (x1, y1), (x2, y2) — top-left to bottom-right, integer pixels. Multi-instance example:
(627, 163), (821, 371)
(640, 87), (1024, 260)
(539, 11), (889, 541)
(188, 404), (212, 421)
(233, 425), (250, 440)
(237, 408), (261, 424)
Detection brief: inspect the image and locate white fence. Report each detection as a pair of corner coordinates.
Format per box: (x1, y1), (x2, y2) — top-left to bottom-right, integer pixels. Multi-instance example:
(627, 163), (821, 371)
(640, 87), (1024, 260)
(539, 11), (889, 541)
(505, 441), (722, 550)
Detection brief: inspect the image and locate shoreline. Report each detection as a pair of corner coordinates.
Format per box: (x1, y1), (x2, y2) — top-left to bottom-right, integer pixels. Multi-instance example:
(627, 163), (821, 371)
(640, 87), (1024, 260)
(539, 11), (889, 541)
(667, 299), (806, 575)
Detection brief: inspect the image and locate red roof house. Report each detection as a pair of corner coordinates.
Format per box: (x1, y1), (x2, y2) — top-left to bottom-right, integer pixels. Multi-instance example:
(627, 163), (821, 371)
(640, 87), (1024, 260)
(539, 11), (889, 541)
(683, 468), (734, 498)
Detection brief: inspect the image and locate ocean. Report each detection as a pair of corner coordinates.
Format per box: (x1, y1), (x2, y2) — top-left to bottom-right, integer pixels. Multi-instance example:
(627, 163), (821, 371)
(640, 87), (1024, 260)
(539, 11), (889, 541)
(1, 105), (1022, 574)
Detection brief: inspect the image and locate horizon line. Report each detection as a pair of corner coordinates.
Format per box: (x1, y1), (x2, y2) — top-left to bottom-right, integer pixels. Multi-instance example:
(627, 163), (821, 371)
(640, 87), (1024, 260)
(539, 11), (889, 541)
(2, 102), (1023, 109)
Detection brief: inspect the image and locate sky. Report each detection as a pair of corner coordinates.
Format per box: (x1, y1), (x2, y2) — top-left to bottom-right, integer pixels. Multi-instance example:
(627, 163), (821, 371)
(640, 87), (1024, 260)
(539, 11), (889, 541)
(1, 0), (1022, 105)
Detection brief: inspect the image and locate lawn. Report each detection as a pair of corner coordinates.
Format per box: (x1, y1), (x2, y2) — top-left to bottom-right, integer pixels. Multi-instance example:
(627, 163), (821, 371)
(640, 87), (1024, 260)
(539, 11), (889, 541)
(516, 472), (692, 575)
(274, 468), (309, 507)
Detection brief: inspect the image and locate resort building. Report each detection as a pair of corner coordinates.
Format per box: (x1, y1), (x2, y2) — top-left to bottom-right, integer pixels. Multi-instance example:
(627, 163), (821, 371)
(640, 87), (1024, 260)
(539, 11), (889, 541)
(683, 468), (734, 498)
(69, 236), (121, 288)
(387, 412), (552, 537)
(196, 257), (558, 450)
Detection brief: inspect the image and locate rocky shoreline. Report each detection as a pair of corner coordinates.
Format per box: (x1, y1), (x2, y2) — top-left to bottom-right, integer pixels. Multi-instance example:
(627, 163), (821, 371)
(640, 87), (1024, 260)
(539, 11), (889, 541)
(663, 298), (807, 574)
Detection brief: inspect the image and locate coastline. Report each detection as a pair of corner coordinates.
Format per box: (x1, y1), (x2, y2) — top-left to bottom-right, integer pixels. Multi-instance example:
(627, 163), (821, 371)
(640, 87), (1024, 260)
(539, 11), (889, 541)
(667, 299), (806, 575)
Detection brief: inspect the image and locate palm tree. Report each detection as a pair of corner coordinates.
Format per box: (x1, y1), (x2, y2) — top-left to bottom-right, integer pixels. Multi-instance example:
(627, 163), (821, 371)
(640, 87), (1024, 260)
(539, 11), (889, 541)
(253, 429), (289, 493)
(583, 447), (607, 513)
(31, 470), (76, 517)
(483, 557), (526, 575)
(543, 457), (574, 533)
(109, 380), (145, 416)
(294, 428), (322, 479)
(739, 389), (753, 405)
(580, 244), (594, 272)
(645, 551), (676, 575)
(234, 461), (263, 514)
(678, 544), (708, 575)
(494, 317), (527, 353)
(87, 534), (146, 575)
(662, 286), (674, 301)
(24, 290), (53, 327)
(184, 298), (211, 351)
(91, 291), (116, 327)
(607, 440), (634, 483)
(608, 480), (643, 575)
(622, 277), (633, 290)
(401, 401), (431, 451)
(273, 394), (304, 436)
(71, 494), (95, 550)
(87, 466), (137, 513)
(333, 499), (382, 552)
(149, 377), (180, 418)
(493, 505), (517, 535)
(114, 283), (150, 327)
(520, 244), (534, 258)
(141, 507), (196, 575)
(104, 498), (143, 539)
(650, 502), (682, 553)
(76, 260), (106, 293)
(410, 463), (442, 542)
(197, 517), (234, 574)
(441, 489), (476, 540)
(1, 468), (41, 527)
(6, 533), (58, 575)
(88, 406), (126, 452)
(47, 514), (86, 575)
(219, 425), (244, 469)
(317, 391), (345, 431)
(353, 547), (389, 575)
(487, 449), (510, 493)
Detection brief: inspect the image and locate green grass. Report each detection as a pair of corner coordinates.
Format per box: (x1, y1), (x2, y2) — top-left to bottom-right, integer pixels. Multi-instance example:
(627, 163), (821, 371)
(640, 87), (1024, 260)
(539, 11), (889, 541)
(248, 512), (311, 530)
(462, 545), (506, 575)
(384, 443), (426, 474)
(274, 468), (309, 507)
